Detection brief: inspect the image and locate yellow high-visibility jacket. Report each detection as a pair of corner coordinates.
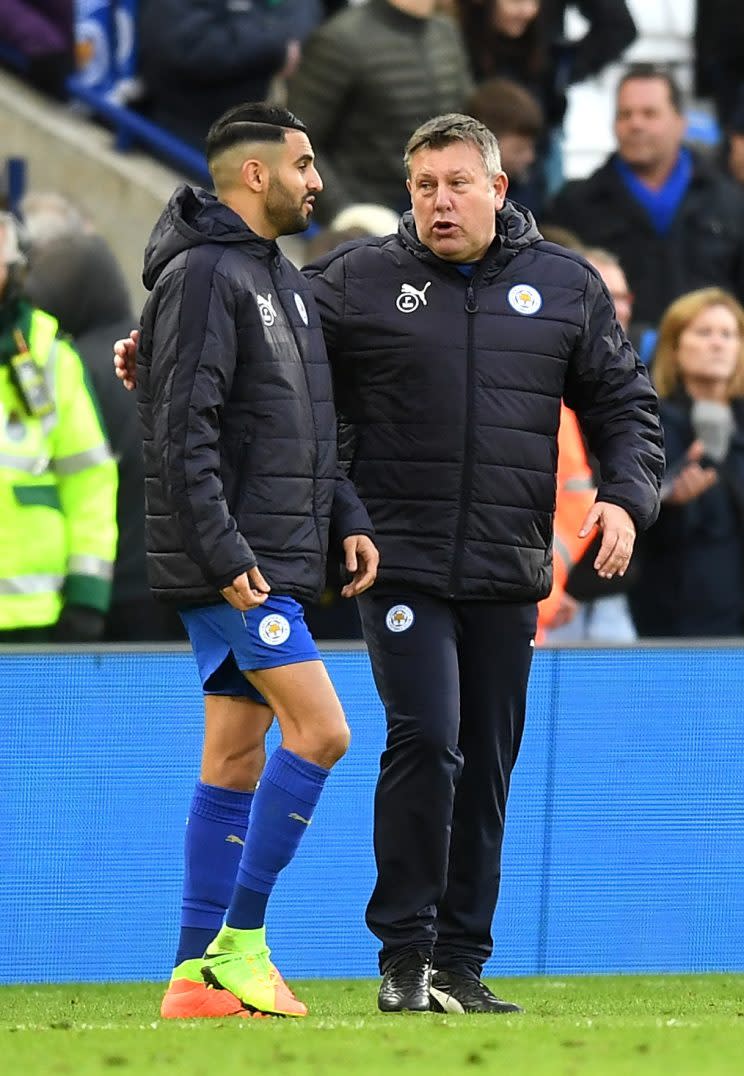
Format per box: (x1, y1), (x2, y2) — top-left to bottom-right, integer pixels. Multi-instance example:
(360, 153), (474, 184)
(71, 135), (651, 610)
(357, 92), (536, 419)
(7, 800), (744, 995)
(0, 305), (118, 629)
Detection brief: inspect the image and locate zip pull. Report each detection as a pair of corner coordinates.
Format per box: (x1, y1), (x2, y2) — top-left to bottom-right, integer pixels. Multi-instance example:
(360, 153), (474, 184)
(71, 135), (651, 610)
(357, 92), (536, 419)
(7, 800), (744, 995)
(465, 282), (479, 313)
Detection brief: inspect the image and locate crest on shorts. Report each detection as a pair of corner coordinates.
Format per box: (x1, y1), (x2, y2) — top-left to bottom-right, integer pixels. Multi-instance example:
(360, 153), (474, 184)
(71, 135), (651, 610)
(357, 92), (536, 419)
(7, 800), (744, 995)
(508, 283), (542, 316)
(385, 604), (415, 633)
(257, 292), (277, 327)
(258, 613), (290, 646)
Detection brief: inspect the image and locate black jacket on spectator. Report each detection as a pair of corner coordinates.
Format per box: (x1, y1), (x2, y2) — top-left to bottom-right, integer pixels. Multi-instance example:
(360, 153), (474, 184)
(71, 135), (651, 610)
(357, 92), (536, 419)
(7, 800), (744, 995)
(286, 0), (471, 223)
(547, 150), (744, 327)
(306, 203), (663, 602)
(694, 0), (744, 125)
(137, 186), (373, 607)
(630, 393), (744, 636)
(138, 0), (322, 150)
(544, 0), (635, 88)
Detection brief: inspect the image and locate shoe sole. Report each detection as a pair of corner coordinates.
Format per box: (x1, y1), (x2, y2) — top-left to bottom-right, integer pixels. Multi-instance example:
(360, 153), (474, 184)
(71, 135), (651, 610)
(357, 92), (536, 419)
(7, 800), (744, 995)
(161, 980), (262, 1020)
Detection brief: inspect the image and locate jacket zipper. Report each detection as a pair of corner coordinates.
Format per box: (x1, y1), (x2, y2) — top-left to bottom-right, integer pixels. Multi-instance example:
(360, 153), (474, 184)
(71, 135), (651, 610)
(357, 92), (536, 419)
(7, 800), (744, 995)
(448, 280), (479, 596)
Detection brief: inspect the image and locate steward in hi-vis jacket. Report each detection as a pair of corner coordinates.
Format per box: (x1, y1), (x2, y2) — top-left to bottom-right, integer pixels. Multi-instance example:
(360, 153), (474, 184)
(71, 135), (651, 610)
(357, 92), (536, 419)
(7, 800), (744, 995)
(0, 212), (117, 639)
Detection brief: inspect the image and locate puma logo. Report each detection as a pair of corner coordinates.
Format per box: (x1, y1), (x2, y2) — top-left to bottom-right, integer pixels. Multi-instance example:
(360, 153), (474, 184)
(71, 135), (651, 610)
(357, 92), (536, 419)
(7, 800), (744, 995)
(288, 812), (312, 826)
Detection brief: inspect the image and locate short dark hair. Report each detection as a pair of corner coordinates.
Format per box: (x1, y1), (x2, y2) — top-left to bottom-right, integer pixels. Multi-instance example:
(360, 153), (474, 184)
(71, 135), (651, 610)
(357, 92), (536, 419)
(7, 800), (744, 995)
(206, 102), (308, 161)
(466, 78), (544, 140)
(617, 64), (684, 113)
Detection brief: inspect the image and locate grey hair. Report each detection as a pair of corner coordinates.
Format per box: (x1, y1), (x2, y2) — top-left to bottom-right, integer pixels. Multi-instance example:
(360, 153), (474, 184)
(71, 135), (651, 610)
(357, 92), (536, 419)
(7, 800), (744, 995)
(404, 114), (503, 178)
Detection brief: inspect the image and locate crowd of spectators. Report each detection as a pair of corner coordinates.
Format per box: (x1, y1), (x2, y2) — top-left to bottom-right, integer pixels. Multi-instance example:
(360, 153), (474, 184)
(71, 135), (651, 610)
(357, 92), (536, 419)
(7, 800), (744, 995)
(3, 0), (744, 641)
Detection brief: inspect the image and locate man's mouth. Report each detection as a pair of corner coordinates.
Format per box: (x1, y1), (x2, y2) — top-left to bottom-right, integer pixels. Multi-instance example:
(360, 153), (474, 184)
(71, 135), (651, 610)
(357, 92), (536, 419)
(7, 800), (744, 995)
(432, 221), (457, 235)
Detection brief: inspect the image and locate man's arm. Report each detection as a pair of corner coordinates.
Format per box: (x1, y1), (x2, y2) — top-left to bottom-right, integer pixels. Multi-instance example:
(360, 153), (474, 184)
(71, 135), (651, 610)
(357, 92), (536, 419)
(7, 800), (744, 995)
(564, 269), (665, 534)
(561, 0), (636, 85)
(144, 255), (256, 592)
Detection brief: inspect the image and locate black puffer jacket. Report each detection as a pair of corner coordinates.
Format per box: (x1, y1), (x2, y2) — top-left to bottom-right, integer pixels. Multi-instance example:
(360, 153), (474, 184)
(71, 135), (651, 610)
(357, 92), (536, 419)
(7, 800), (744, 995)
(306, 203), (664, 602)
(137, 186), (373, 606)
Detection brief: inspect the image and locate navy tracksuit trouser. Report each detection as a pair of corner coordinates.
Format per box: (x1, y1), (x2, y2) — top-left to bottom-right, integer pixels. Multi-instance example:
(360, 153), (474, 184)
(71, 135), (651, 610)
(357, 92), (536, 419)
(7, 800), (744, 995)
(357, 590), (537, 977)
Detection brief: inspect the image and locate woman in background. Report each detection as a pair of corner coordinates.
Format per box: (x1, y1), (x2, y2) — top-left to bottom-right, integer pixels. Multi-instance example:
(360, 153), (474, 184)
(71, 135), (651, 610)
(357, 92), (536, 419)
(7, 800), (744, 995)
(631, 288), (744, 637)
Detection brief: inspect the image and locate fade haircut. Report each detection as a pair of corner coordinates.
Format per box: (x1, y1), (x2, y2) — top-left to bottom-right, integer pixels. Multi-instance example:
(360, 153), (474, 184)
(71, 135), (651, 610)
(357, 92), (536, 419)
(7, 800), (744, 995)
(206, 102), (308, 163)
(404, 114), (502, 178)
(617, 64), (684, 114)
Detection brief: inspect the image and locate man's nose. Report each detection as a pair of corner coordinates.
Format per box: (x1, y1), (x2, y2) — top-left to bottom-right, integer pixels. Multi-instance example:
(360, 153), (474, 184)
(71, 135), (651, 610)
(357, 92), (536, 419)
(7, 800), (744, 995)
(434, 184), (452, 208)
(309, 167), (323, 192)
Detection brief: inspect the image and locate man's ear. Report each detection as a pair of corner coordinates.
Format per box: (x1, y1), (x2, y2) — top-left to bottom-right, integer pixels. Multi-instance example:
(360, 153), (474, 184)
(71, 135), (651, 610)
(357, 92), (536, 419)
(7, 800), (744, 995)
(241, 158), (266, 192)
(492, 171), (509, 210)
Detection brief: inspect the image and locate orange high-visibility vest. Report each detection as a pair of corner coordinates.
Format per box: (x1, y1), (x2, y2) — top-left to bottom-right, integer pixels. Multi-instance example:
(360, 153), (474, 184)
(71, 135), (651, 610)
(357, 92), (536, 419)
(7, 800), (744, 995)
(537, 405), (596, 639)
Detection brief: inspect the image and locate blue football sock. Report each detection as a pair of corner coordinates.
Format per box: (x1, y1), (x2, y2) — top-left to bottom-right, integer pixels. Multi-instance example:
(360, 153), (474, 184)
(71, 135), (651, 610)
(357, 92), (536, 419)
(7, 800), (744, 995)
(225, 747), (329, 931)
(174, 781), (253, 966)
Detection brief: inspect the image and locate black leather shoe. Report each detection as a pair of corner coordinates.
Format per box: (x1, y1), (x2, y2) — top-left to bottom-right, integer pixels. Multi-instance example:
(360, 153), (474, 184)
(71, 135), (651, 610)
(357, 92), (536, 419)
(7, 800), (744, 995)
(429, 970), (523, 1014)
(378, 951), (432, 1012)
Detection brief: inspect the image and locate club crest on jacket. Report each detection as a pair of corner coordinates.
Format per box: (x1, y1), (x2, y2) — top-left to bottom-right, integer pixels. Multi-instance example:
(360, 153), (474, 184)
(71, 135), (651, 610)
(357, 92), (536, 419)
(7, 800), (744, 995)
(508, 284), (542, 315)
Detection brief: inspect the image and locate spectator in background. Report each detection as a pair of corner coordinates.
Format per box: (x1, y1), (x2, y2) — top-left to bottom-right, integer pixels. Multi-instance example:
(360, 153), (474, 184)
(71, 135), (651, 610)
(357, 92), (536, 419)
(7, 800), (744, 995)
(694, 0), (744, 130)
(286, 0), (471, 224)
(138, 0), (323, 150)
(455, 1), (635, 196)
(583, 245), (656, 366)
(305, 203), (401, 262)
(725, 92), (744, 192)
(543, 0), (635, 98)
(631, 288), (744, 638)
(466, 76), (544, 213)
(20, 190), (93, 247)
(25, 233), (184, 642)
(541, 244), (641, 644)
(548, 65), (744, 331)
(0, 1), (73, 98)
(0, 212), (117, 641)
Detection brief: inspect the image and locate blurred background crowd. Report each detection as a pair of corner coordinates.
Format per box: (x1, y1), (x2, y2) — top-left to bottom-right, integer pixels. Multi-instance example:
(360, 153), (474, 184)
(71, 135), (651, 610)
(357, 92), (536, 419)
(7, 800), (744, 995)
(1, 0), (744, 644)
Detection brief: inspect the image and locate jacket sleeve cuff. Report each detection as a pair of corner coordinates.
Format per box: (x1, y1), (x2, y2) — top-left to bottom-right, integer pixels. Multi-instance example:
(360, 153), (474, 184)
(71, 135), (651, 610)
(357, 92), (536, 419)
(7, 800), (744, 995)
(212, 560), (257, 592)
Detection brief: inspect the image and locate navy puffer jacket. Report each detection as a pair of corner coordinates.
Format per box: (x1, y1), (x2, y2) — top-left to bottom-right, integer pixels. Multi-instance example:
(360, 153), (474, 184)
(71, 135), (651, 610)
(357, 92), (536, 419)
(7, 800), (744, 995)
(137, 186), (373, 606)
(306, 203), (664, 602)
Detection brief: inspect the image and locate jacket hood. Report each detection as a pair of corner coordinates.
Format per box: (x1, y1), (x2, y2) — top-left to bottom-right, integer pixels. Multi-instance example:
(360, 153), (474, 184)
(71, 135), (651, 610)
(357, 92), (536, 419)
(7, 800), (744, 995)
(142, 185), (275, 290)
(398, 199), (542, 271)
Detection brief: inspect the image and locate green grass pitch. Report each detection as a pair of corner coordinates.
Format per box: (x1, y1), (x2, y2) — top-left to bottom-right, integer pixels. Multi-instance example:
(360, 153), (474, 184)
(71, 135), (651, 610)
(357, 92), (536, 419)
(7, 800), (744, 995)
(2, 975), (743, 1075)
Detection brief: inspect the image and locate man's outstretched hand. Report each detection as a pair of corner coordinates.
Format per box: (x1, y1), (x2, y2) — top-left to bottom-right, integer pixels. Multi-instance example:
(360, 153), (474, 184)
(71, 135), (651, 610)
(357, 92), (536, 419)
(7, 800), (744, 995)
(114, 328), (139, 390)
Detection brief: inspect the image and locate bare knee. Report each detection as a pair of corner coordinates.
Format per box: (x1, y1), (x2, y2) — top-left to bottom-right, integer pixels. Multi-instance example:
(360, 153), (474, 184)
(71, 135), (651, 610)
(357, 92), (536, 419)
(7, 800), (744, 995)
(284, 719), (351, 770)
(323, 721), (351, 767)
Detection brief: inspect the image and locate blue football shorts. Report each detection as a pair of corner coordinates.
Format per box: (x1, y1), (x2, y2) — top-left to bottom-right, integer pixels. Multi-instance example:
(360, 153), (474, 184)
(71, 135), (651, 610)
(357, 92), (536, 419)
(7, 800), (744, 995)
(179, 595), (320, 703)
